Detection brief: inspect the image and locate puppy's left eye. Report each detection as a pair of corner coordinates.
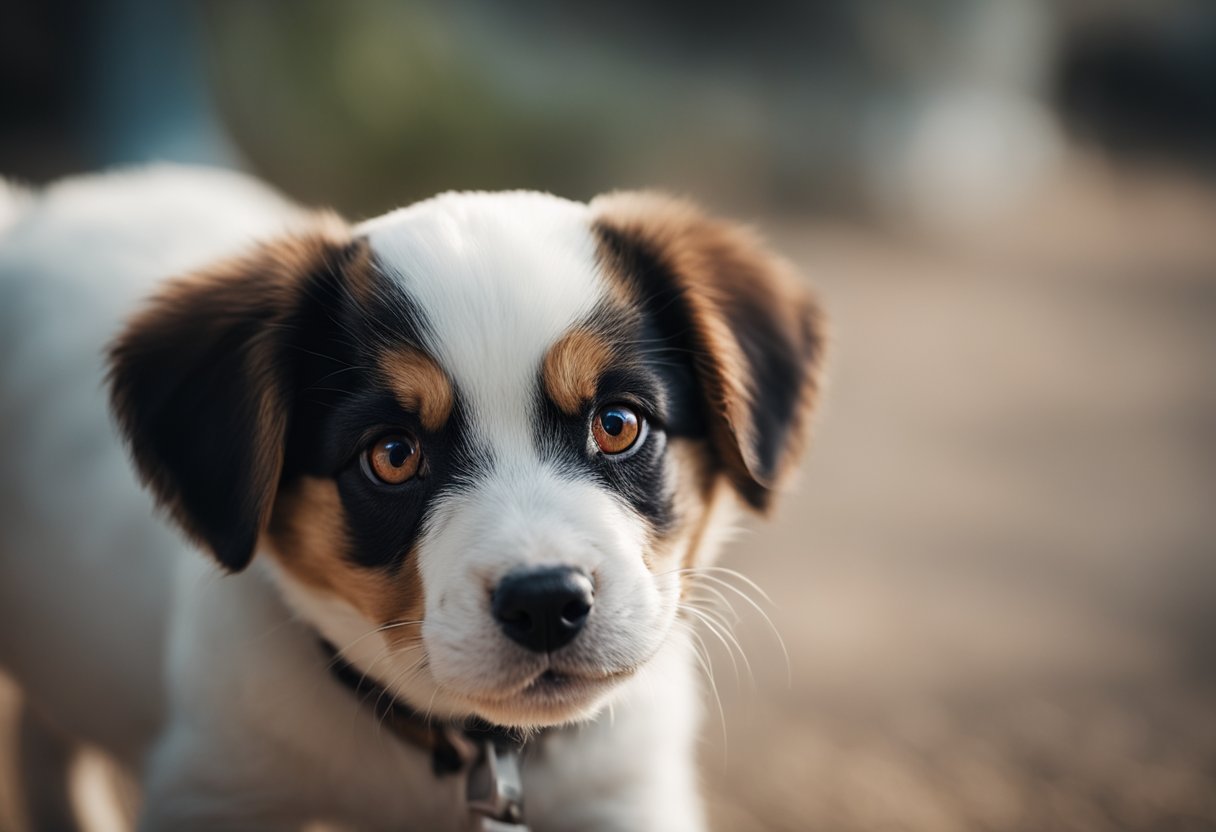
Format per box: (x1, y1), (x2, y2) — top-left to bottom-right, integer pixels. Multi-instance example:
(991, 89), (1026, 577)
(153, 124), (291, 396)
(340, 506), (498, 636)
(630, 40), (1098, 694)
(363, 433), (422, 485)
(592, 404), (643, 455)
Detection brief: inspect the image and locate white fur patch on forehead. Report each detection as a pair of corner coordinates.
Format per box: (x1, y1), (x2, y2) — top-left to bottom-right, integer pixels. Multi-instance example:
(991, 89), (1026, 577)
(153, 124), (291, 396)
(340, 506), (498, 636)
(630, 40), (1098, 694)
(359, 192), (608, 451)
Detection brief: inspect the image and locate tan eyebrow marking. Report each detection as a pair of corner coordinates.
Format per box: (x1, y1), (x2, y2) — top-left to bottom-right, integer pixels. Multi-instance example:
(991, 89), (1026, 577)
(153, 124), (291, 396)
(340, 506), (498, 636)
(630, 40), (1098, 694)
(377, 346), (454, 432)
(542, 327), (617, 416)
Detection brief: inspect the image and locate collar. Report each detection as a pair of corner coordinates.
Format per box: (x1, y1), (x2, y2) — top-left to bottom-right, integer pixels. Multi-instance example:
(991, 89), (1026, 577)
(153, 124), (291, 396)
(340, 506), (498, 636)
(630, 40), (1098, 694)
(320, 639), (533, 829)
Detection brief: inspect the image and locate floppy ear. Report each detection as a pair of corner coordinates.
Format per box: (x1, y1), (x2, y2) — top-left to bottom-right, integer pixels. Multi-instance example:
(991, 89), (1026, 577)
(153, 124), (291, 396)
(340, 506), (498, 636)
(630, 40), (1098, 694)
(107, 214), (363, 571)
(590, 192), (826, 511)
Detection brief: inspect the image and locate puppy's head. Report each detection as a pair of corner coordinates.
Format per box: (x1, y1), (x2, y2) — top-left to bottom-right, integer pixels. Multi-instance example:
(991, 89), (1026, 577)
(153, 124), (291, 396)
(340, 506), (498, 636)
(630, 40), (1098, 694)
(109, 191), (825, 727)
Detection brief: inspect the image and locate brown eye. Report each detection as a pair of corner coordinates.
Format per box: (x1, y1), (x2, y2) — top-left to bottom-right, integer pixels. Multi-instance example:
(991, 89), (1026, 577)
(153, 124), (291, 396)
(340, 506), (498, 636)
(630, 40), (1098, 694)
(591, 404), (642, 455)
(364, 434), (421, 484)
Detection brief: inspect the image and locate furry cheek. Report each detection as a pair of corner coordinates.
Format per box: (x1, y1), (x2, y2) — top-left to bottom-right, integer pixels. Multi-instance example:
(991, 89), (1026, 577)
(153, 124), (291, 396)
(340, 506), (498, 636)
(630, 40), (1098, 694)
(264, 476), (426, 650)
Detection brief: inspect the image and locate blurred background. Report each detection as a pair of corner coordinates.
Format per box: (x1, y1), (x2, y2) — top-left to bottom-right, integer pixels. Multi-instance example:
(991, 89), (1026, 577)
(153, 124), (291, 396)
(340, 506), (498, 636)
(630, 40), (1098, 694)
(2, 0), (1215, 829)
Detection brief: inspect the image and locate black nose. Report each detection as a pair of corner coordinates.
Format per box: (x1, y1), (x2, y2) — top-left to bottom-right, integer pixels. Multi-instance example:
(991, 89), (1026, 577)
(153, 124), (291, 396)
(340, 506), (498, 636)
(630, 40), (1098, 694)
(492, 567), (594, 653)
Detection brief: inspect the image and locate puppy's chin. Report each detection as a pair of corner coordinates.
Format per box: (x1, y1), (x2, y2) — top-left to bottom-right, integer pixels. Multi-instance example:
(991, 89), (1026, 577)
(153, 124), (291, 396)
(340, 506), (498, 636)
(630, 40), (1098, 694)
(421, 611), (677, 729)
(451, 666), (637, 729)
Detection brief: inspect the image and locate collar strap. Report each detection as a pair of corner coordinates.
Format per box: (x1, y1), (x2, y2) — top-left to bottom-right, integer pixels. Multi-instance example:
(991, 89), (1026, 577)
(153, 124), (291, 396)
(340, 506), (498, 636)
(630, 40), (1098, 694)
(320, 639), (526, 773)
(320, 640), (532, 829)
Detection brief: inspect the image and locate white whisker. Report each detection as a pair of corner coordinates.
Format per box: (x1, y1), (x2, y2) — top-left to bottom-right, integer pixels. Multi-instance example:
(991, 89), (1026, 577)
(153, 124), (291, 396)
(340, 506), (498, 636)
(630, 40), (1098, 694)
(680, 570), (791, 686)
(679, 602), (754, 687)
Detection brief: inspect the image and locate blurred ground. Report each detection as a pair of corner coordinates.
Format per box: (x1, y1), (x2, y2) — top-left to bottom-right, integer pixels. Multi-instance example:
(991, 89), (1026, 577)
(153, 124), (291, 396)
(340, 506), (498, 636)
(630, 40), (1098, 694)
(691, 168), (1216, 832)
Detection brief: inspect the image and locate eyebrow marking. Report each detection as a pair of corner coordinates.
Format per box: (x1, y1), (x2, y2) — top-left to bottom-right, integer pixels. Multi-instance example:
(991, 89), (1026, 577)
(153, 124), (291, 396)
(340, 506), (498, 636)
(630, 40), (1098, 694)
(377, 346), (454, 431)
(542, 327), (617, 416)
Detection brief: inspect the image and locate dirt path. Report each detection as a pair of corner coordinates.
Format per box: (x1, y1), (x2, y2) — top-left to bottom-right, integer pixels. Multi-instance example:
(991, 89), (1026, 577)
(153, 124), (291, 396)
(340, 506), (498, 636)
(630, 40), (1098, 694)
(701, 206), (1216, 830)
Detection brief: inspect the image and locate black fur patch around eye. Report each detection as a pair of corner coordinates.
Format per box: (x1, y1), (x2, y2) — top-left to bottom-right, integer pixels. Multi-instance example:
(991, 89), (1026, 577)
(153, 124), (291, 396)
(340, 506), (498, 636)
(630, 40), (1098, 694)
(534, 305), (709, 534)
(537, 390), (676, 534)
(329, 392), (478, 570)
(280, 250), (435, 480)
(277, 251), (482, 571)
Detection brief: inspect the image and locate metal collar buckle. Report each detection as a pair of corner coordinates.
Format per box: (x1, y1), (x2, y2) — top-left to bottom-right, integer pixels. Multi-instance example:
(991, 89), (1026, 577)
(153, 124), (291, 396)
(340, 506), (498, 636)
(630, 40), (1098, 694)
(464, 737), (528, 831)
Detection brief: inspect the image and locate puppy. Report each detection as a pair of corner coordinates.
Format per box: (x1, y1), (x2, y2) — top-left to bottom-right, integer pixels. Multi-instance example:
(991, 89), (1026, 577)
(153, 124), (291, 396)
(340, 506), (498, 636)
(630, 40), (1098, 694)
(0, 166), (824, 831)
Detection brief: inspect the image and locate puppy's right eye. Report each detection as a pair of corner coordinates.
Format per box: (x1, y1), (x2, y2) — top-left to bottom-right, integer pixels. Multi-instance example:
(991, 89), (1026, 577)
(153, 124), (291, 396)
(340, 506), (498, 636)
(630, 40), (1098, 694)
(363, 433), (421, 485)
(592, 404), (643, 456)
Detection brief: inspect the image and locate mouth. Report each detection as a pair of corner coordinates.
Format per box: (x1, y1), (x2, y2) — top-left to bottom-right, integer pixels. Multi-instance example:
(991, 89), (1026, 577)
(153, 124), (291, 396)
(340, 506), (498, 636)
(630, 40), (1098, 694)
(525, 668), (576, 693)
(522, 666), (633, 696)
(459, 664), (637, 724)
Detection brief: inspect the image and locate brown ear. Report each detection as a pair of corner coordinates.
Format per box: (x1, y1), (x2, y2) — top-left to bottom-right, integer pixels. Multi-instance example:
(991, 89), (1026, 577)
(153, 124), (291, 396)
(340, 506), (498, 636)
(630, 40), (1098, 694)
(107, 215), (363, 571)
(591, 192), (826, 511)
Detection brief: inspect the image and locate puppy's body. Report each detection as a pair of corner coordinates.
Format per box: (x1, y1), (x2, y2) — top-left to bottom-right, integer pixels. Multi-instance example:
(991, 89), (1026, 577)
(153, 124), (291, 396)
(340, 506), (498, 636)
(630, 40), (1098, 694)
(0, 168), (303, 764)
(0, 167), (822, 830)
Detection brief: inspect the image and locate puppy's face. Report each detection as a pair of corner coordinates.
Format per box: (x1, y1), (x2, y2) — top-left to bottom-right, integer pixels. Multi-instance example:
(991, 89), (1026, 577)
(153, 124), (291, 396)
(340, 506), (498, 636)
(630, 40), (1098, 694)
(109, 191), (824, 727)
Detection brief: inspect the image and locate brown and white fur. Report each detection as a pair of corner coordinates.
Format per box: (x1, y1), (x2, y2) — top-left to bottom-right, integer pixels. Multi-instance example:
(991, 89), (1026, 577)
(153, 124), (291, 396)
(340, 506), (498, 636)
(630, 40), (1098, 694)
(0, 166), (824, 831)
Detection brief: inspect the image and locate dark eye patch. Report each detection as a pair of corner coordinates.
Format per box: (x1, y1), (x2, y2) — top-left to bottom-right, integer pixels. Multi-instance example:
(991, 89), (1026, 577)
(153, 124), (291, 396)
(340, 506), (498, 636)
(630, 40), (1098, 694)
(275, 250), (480, 570)
(323, 389), (477, 569)
(593, 367), (666, 427)
(321, 390), (433, 473)
(633, 314), (707, 439)
(535, 308), (709, 533)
